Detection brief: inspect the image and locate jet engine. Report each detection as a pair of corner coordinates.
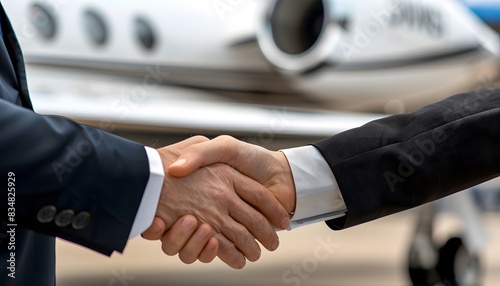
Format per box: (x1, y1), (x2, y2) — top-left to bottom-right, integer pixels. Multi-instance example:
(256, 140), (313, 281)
(257, 0), (342, 73)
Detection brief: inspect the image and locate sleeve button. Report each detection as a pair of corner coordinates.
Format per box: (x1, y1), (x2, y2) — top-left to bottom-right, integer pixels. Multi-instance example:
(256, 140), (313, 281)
(71, 211), (91, 230)
(55, 209), (74, 227)
(37, 205), (57, 223)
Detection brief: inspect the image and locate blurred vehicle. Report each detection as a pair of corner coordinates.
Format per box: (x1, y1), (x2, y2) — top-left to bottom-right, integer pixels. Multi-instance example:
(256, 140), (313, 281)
(2, 0), (500, 285)
(4, 0), (500, 115)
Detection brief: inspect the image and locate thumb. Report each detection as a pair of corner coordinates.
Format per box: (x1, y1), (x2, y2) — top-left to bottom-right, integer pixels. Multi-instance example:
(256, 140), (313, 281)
(168, 154), (205, 177)
(168, 136), (238, 177)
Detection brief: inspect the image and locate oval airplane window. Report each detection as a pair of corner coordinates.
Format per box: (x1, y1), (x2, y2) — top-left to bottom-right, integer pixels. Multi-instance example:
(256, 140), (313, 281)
(134, 16), (156, 51)
(83, 9), (108, 46)
(29, 3), (57, 40)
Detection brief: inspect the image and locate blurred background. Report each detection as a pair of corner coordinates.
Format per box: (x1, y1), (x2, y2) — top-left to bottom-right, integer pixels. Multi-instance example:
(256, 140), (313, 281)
(3, 0), (500, 285)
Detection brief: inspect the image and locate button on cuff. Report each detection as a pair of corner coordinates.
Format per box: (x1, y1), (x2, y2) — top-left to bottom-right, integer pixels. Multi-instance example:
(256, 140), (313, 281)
(72, 211), (91, 230)
(55, 209), (74, 227)
(37, 205), (57, 223)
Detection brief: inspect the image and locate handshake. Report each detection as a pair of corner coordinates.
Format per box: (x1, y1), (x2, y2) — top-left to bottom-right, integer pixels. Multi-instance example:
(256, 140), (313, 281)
(141, 135), (297, 269)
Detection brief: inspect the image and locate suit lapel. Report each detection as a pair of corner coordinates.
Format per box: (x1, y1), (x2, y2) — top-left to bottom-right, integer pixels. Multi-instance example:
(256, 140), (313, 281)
(0, 3), (33, 110)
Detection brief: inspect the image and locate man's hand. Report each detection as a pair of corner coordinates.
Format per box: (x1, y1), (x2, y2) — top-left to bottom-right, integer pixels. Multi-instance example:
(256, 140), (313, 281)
(141, 136), (290, 269)
(170, 135), (296, 214)
(143, 215), (219, 264)
(150, 136), (297, 264)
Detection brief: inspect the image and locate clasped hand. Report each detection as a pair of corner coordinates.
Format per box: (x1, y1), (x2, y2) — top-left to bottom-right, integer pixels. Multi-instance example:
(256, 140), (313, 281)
(141, 136), (296, 269)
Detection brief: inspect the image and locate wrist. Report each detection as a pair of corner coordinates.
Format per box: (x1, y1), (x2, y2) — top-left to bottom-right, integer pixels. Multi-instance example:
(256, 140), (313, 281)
(274, 151), (296, 214)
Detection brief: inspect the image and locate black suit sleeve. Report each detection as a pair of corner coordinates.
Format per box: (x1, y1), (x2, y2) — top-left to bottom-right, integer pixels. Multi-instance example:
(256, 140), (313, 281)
(0, 100), (150, 255)
(313, 87), (500, 230)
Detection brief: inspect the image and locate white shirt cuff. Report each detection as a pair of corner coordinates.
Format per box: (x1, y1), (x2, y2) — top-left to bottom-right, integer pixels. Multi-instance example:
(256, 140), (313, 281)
(128, 147), (165, 238)
(281, 145), (347, 229)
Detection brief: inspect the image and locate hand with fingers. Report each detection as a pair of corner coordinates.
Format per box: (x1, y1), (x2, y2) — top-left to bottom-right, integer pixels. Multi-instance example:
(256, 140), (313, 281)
(144, 135), (297, 265)
(169, 135), (297, 217)
(140, 136), (291, 269)
(144, 215), (219, 264)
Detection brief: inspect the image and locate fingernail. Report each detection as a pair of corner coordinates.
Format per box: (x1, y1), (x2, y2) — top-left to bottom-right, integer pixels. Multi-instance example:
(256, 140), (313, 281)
(241, 257), (247, 268)
(280, 216), (290, 230)
(181, 217), (196, 230)
(273, 237), (280, 251)
(251, 250), (261, 262)
(235, 258), (246, 269)
(170, 158), (187, 168)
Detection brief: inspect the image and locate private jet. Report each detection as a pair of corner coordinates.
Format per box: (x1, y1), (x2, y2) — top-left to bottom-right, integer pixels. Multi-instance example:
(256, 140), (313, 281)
(2, 0), (500, 285)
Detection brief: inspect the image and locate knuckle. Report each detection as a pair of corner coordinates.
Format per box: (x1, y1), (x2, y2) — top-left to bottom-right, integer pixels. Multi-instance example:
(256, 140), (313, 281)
(215, 135), (238, 159)
(252, 187), (267, 204)
(248, 214), (264, 233)
(216, 135), (236, 144)
(236, 234), (256, 252)
(190, 135), (209, 143)
(212, 189), (229, 204)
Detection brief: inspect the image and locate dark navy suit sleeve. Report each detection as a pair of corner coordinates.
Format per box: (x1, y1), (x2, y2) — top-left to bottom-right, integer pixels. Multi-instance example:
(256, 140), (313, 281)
(0, 100), (150, 255)
(313, 87), (500, 230)
(0, 4), (151, 285)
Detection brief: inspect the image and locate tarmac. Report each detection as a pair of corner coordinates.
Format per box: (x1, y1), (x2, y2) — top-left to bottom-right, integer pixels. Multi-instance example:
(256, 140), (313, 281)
(55, 207), (500, 286)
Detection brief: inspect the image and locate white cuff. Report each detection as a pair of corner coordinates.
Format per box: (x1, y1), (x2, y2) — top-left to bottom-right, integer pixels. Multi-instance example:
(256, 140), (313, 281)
(128, 147), (165, 238)
(281, 145), (347, 229)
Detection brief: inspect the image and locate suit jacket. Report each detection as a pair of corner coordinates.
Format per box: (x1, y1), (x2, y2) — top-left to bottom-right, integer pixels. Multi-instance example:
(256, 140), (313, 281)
(0, 5), (150, 285)
(316, 87), (500, 230)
